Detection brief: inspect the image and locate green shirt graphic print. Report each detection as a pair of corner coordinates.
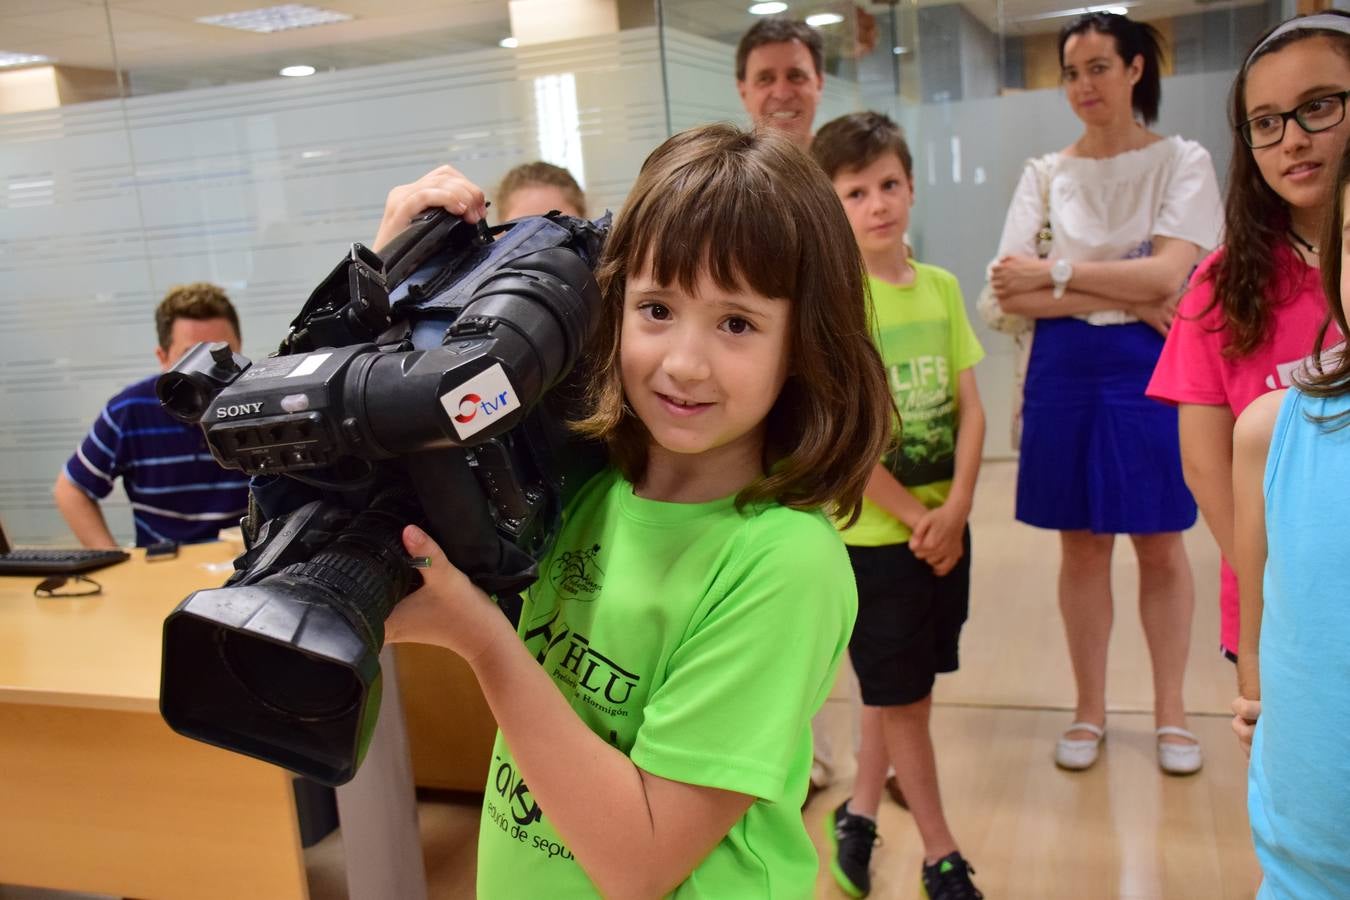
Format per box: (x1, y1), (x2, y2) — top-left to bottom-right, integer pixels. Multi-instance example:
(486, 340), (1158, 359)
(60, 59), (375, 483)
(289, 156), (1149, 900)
(475, 468), (856, 898)
(842, 262), (985, 546)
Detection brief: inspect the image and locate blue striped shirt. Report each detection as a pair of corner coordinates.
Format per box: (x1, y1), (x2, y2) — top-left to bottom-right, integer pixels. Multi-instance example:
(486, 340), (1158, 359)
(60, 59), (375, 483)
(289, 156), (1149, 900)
(64, 374), (249, 546)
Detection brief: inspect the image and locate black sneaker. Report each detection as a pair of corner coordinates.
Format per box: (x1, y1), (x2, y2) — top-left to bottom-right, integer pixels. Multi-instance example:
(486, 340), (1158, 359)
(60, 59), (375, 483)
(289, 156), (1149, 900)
(921, 851), (983, 900)
(826, 800), (878, 898)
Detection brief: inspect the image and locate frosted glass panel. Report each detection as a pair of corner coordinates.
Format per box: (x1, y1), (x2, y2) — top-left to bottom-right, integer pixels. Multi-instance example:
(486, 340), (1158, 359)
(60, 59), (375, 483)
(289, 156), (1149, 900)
(0, 0), (1296, 542)
(0, 30), (669, 544)
(904, 69), (1242, 456)
(654, 0), (1281, 456)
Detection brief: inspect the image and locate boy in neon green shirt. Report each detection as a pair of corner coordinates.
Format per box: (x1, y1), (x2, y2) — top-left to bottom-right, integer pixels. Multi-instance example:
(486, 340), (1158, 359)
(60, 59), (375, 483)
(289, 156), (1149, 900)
(813, 112), (986, 900)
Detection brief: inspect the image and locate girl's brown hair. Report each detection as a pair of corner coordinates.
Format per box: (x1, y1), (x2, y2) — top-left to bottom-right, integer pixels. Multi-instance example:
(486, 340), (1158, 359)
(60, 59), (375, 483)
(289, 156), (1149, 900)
(1204, 12), (1350, 357)
(1297, 146), (1350, 427)
(571, 123), (893, 523)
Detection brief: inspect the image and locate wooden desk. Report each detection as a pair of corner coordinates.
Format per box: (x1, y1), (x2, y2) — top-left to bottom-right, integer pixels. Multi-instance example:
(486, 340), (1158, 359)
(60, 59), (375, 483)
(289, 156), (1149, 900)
(0, 543), (310, 899)
(396, 643), (497, 792)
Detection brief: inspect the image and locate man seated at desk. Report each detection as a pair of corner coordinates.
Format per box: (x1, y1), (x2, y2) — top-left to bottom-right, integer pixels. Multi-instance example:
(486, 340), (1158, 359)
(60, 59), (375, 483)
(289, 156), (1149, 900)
(53, 283), (250, 548)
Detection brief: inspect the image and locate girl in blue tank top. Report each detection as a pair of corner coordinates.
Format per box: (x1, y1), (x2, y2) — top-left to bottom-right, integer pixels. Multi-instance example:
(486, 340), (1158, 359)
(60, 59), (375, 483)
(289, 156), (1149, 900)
(1231, 144), (1350, 898)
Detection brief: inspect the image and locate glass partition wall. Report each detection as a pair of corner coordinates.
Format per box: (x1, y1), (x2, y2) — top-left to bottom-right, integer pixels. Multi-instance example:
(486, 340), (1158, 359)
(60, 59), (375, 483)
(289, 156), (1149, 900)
(660, 0), (1292, 456)
(0, 0), (1303, 542)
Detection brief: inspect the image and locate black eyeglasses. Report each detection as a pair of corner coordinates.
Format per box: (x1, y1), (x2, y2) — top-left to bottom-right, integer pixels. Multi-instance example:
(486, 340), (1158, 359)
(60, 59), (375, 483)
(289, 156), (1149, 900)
(34, 574), (103, 598)
(1240, 90), (1350, 149)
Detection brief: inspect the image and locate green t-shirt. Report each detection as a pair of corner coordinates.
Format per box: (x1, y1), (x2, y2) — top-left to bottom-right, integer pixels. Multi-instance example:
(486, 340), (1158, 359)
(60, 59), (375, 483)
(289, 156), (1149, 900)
(476, 467), (856, 899)
(841, 262), (985, 547)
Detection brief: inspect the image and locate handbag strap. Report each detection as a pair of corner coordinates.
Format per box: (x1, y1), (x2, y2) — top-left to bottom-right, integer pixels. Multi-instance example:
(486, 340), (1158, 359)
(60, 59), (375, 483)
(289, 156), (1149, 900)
(1031, 157), (1053, 260)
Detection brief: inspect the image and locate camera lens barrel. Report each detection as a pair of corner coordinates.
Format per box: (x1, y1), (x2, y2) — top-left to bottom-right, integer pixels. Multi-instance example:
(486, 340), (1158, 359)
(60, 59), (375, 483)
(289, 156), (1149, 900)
(278, 500), (415, 649)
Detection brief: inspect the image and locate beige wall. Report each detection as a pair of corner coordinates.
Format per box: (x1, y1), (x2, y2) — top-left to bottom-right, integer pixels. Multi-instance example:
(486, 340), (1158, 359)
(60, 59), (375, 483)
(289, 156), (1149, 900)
(0, 64), (119, 114)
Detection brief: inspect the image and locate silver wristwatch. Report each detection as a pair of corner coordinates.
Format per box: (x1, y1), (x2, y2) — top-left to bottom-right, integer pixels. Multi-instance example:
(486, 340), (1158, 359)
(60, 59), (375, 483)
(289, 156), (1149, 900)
(1050, 258), (1074, 300)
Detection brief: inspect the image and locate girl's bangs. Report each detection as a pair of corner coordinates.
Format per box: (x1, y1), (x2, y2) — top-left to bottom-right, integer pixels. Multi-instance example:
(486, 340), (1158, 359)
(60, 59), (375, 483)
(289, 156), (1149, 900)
(620, 153), (804, 304)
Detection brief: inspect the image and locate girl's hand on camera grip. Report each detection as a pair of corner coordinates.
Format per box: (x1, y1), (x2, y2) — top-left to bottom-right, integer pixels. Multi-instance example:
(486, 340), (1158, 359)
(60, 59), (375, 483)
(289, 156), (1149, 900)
(384, 524), (507, 665)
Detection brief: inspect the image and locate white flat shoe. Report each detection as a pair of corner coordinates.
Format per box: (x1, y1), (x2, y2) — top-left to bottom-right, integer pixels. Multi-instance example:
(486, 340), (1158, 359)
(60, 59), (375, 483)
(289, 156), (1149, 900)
(1055, 722), (1105, 770)
(1157, 726), (1203, 775)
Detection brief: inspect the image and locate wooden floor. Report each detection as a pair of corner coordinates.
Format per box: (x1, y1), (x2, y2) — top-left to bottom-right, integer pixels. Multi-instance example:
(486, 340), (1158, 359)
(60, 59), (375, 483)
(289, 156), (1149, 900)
(295, 459), (1260, 900)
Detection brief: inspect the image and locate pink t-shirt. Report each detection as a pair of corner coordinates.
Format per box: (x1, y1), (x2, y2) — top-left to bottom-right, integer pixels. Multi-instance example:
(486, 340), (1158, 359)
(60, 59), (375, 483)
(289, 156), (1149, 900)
(1148, 242), (1343, 656)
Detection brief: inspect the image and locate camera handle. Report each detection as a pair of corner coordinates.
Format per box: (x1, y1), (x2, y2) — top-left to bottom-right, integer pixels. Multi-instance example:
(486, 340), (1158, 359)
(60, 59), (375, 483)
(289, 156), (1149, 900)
(279, 210), (486, 356)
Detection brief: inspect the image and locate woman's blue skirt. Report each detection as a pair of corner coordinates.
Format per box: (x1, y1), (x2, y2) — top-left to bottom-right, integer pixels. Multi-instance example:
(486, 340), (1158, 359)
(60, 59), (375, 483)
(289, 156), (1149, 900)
(1015, 317), (1196, 534)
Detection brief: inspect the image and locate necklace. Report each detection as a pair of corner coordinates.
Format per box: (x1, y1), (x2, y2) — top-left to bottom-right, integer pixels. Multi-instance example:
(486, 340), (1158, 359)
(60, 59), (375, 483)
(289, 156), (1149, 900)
(1289, 229), (1319, 255)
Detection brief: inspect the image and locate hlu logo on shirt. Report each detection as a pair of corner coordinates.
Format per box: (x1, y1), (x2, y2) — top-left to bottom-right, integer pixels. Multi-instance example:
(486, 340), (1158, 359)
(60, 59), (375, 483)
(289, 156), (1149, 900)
(555, 633), (639, 707)
(523, 615), (640, 709)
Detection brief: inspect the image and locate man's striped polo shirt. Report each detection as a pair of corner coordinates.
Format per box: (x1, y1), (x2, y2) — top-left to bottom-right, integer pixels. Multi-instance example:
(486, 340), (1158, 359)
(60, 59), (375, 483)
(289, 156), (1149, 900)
(64, 374), (249, 546)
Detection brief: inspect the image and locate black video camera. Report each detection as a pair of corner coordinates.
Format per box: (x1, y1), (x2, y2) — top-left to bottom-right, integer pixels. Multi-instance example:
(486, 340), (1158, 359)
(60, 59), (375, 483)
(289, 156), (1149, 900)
(155, 208), (607, 785)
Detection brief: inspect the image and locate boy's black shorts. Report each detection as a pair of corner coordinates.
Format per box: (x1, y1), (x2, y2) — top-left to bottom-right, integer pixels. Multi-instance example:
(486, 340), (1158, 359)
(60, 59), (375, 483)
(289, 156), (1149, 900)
(845, 527), (971, 707)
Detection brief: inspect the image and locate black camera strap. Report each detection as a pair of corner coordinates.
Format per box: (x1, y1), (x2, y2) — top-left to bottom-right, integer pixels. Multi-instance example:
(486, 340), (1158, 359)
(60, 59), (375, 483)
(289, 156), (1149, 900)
(390, 212), (608, 320)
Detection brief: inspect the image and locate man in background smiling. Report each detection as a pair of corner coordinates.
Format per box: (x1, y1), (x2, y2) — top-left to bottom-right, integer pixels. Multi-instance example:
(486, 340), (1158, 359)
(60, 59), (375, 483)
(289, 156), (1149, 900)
(735, 17), (825, 150)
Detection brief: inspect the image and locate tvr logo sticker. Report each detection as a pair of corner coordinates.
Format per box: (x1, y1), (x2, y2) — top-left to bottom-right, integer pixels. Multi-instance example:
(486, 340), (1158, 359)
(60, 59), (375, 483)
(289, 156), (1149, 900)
(452, 391), (512, 424)
(440, 364), (520, 440)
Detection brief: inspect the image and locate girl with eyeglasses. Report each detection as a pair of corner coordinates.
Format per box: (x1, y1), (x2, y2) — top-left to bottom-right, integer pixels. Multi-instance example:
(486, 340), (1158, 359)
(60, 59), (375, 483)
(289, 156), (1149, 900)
(1147, 12), (1349, 690)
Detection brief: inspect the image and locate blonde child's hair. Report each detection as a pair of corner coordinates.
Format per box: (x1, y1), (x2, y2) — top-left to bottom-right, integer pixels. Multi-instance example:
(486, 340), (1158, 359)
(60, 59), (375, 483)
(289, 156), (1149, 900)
(496, 162), (586, 218)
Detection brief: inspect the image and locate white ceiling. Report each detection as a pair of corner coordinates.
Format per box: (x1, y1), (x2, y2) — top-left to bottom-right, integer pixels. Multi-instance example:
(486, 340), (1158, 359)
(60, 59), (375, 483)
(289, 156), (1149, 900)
(0, 0), (1268, 94)
(1, 0), (511, 69)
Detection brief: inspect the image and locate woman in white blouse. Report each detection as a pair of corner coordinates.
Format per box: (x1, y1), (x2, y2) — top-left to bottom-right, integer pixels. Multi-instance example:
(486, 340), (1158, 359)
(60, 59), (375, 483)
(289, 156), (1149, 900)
(990, 12), (1223, 775)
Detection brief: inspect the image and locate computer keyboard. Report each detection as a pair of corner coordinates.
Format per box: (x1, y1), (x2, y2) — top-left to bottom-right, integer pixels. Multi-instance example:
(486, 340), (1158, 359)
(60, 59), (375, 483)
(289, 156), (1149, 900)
(0, 547), (130, 576)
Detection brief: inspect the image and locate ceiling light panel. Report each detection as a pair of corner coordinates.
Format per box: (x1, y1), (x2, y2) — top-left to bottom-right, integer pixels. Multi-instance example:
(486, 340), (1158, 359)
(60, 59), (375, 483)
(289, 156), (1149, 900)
(0, 51), (53, 68)
(1012, 2), (1135, 23)
(197, 4), (353, 34)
